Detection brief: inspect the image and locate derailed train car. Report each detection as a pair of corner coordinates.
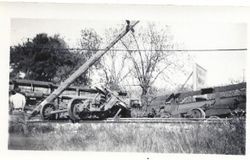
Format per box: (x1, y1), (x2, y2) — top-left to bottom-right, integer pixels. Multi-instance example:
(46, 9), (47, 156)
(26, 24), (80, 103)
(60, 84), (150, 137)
(148, 82), (246, 118)
(9, 79), (132, 121)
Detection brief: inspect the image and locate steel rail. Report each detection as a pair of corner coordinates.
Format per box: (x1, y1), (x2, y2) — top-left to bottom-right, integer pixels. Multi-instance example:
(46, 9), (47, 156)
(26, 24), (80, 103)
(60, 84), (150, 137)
(26, 118), (245, 124)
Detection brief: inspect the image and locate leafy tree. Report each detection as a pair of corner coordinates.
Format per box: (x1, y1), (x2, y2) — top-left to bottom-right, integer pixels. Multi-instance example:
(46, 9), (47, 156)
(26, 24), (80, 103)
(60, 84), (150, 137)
(10, 33), (89, 85)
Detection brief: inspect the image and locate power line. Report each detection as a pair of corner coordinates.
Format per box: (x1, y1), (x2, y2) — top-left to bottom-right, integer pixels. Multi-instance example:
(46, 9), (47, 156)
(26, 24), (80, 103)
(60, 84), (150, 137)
(92, 48), (247, 52)
(12, 46), (247, 52)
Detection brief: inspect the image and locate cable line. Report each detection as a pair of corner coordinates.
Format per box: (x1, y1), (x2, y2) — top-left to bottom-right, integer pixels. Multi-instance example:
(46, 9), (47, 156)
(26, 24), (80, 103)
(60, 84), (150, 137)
(12, 46), (247, 52)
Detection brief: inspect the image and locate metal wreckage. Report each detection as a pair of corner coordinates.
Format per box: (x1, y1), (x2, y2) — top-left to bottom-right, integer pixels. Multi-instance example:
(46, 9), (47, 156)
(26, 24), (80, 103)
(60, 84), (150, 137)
(9, 21), (246, 122)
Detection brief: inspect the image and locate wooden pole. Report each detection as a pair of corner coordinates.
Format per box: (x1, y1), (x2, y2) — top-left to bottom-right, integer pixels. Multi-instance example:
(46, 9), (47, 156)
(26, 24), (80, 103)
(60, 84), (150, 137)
(30, 21), (139, 117)
(180, 71), (193, 91)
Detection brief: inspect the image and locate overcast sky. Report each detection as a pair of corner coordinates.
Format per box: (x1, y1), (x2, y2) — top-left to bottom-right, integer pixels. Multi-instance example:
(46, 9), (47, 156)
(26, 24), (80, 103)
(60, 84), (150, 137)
(10, 19), (247, 88)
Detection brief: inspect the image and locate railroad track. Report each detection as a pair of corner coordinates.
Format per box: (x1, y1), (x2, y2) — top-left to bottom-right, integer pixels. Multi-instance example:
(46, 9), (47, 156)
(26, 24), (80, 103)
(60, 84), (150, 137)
(27, 117), (245, 124)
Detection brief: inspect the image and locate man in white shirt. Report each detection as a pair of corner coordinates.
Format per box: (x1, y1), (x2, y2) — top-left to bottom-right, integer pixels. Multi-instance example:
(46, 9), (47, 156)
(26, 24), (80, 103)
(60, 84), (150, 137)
(9, 87), (28, 134)
(9, 88), (26, 112)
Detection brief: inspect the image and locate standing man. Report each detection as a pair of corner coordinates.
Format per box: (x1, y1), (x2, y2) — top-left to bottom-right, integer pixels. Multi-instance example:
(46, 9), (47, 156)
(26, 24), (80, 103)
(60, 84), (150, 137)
(9, 87), (26, 113)
(9, 87), (28, 135)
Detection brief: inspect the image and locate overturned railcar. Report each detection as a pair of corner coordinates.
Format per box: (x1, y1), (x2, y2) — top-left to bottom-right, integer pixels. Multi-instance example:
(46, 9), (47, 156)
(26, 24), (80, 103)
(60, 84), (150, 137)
(148, 83), (246, 118)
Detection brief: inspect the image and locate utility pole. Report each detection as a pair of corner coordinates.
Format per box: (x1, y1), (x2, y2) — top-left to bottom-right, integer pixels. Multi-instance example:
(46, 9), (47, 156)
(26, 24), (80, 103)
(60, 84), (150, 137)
(180, 71), (193, 91)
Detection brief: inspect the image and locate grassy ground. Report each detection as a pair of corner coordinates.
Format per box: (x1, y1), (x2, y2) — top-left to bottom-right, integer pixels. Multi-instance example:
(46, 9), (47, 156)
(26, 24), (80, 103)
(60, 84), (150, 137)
(8, 119), (245, 154)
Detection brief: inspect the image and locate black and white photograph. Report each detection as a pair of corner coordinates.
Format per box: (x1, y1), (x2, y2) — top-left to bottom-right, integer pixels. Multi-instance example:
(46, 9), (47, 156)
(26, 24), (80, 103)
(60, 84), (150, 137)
(0, 1), (249, 160)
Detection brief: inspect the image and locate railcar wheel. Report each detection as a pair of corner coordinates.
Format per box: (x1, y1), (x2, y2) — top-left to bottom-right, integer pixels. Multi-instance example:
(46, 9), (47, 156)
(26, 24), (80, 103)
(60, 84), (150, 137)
(190, 108), (206, 118)
(68, 99), (88, 121)
(40, 103), (57, 120)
